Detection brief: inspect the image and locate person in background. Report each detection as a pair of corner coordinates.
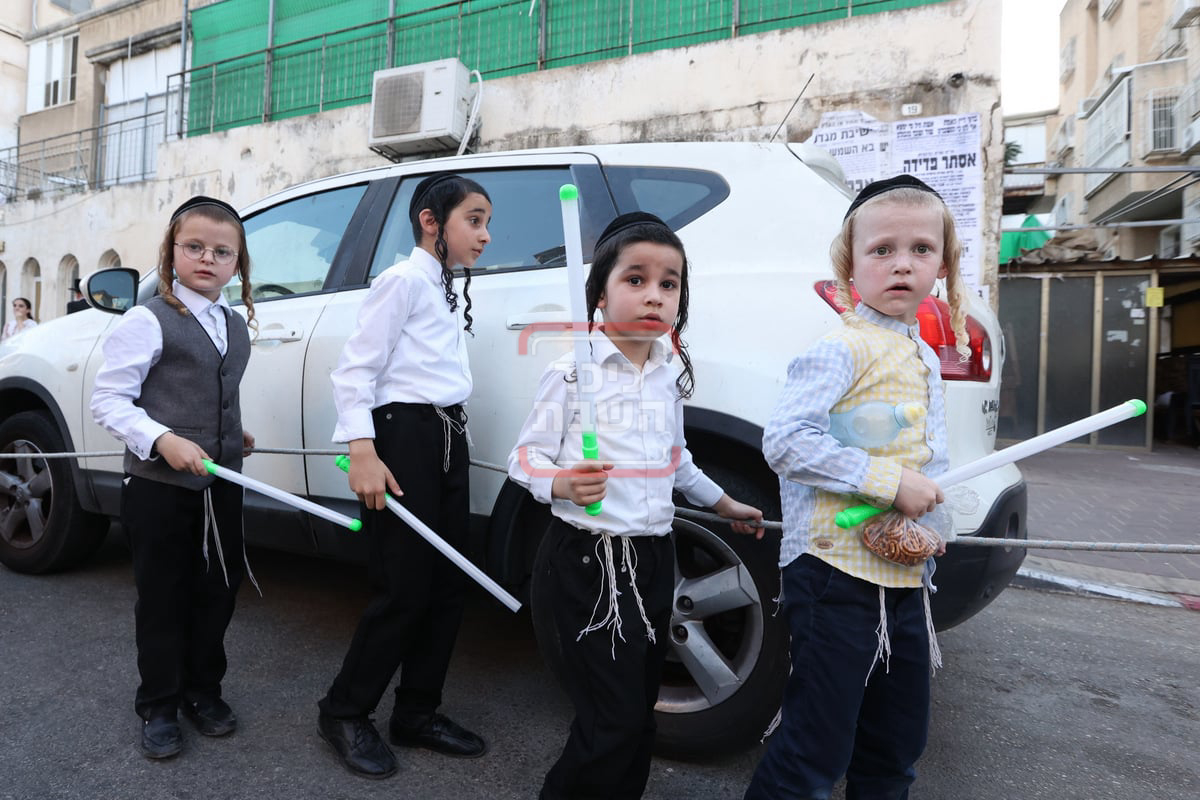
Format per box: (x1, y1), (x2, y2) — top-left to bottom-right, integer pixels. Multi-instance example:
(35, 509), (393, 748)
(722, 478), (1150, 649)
(67, 279), (89, 314)
(2, 297), (38, 340)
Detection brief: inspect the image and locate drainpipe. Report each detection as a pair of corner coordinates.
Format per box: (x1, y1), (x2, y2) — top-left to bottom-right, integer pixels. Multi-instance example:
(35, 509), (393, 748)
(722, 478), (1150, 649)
(263, 0), (275, 122)
(386, 0), (394, 68)
(178, 0), (188, 138)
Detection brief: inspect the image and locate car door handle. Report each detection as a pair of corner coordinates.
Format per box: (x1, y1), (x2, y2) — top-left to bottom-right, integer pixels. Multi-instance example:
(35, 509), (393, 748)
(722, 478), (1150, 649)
(253, 324), (304, 343)
(506, 311), (571, 330)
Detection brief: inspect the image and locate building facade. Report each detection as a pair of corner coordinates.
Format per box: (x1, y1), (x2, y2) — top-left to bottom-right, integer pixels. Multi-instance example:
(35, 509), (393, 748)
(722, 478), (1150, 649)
(996, 0), (1200, 449)
(0, 0), (1002, 325)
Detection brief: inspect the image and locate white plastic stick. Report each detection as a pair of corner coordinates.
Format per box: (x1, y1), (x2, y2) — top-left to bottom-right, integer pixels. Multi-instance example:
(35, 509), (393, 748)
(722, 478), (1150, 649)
(204, 460), (362, 532)
(936, 399), (1147, 489)
(560, 183), (602, 516)
(835, 399), (1146, 529)
(334, 455), (521, 612)
(381, 492), (522, 613)
(560, 184), (594, 432)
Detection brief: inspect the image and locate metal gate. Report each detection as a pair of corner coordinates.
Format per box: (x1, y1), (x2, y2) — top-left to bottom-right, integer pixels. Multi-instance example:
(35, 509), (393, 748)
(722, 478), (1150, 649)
(997, 270), (1157, 449)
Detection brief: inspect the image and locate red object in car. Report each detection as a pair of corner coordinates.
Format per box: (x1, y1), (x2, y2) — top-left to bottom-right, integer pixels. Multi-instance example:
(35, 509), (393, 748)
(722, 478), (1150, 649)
(814, 280), (992, 382)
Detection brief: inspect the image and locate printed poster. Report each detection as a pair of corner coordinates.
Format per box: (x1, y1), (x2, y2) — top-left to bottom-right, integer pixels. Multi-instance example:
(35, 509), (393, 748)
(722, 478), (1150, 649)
(806, 111), (985, 295)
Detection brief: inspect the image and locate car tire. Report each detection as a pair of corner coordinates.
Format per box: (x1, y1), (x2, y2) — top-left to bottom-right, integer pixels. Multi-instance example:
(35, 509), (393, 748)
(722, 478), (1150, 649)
(0, 411), (108, 574)
(529, 461), (787, 760)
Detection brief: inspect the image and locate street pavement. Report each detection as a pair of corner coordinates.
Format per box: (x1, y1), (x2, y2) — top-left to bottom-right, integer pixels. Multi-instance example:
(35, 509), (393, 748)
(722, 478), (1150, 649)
(1010, 442), (1200, 606)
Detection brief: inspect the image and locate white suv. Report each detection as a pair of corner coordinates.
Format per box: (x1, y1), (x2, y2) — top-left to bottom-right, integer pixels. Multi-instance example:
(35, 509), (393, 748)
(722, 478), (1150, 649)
(0, 142), (1026, 756)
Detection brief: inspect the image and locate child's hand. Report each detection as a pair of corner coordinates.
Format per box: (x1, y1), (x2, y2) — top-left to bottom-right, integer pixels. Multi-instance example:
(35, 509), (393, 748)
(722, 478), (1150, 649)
(155, 432), (211, 477)
(242, 430), (255, 457)
(893, 467), (944, 519)
(551, 461), (612, 508)
(347, 439), (403, 511)
(712, 494), (766, 539)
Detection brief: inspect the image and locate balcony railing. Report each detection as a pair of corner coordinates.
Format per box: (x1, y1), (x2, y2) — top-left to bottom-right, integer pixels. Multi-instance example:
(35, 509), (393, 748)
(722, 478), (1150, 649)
(0, 109), (166, 202)
(1083, 75), (1131, 196)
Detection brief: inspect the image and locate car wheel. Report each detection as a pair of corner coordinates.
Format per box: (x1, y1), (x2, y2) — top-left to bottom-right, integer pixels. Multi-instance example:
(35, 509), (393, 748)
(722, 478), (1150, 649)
(529, 462), (787, 759)
(655, 463), (787, 759)
(0, 411), (107, 574)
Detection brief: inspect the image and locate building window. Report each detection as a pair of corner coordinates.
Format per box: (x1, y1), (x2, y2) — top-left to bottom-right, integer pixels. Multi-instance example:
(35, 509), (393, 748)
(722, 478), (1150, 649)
(28, 34), (79, 112)
(1147, 89), (1181, 154)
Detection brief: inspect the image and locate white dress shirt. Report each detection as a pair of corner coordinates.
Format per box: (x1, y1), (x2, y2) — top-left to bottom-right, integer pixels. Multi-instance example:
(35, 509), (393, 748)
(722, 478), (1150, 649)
(331, 247), (472, 443)
(507, 332), (723, 537)
(91, 281), (232, 460)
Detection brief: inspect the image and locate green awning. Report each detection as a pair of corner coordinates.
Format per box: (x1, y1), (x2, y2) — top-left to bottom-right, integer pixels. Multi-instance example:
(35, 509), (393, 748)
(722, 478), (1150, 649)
(999, 215), (1051, 264)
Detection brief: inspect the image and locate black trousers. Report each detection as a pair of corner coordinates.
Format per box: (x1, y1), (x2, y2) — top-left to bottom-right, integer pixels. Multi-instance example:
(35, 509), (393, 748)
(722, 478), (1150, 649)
(319, 402), (470, 719)
(539, 519), (675, 800)
(123, 475), (245, 719)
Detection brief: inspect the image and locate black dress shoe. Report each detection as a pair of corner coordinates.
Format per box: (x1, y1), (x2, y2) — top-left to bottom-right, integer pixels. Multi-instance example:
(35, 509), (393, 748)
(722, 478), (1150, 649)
(142, 712), (182, 759)
(318, 712), (398, 779)
(182, 696), (237, 737)
(389, 711), (487, 758)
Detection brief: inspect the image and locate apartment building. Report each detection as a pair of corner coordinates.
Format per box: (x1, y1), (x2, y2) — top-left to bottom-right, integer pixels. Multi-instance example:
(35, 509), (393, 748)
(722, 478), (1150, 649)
(0, 0), (1002, 328)
(997, 0), (1200, 449)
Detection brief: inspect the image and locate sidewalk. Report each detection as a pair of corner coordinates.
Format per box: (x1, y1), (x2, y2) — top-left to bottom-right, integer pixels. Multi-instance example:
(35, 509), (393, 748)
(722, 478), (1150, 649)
(1011, 443), (1200, 607)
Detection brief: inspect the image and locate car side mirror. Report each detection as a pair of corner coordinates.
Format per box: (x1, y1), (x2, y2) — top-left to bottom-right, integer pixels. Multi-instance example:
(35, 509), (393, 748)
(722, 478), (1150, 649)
(84, 268), (141, 314)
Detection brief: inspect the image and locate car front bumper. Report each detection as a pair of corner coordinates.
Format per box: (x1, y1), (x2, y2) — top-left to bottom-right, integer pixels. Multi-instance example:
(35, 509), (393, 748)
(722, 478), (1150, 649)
(930, 480), (1028, 630)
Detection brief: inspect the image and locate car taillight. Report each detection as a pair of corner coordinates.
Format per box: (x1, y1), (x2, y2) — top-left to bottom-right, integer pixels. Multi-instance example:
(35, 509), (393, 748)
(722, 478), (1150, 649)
(814, 280), (992, 382)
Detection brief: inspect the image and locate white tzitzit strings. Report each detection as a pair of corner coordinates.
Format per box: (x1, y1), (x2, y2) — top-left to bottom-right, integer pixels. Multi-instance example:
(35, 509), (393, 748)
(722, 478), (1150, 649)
(576, 533), (657, 660)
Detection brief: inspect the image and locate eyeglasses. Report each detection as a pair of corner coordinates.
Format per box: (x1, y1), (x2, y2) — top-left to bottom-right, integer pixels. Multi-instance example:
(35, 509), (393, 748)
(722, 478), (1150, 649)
(174, 241), (239, 265)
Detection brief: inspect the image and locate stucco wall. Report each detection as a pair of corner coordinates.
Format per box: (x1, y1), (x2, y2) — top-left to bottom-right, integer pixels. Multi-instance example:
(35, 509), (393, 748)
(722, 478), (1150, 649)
(0, 0), (1001, 320)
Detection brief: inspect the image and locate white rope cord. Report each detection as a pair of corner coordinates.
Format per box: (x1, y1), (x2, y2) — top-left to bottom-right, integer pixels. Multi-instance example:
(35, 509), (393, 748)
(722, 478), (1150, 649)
(3, 447), (1197, 555)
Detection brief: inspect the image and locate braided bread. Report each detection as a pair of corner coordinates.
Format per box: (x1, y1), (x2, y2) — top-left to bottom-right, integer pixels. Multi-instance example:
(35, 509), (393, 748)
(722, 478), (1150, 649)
(861, 512), (940, 566)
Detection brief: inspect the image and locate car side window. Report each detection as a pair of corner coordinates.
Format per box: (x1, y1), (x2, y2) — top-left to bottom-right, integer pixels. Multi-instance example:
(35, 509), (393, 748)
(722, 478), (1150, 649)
(226, 184), (368, 303)
(369, 167), (592, 279)
(603, 166), (730, 232)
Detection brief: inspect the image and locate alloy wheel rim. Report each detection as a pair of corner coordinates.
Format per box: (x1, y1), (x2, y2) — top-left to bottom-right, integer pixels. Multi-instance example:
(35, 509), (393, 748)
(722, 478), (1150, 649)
(0, 440), (52, 551)
(657, 518), (765, 714)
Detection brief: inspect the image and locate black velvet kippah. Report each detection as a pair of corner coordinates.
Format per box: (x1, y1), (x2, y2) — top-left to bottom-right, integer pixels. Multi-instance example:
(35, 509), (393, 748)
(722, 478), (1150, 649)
(844, 174), (941, 220)
(409, 173), (461, 219)
(595, 211), (671, 250)
(169, 195), (242, 228)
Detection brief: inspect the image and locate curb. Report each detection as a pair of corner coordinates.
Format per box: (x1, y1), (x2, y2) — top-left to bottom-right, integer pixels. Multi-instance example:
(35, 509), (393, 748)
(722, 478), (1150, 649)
(1011, 567), (1186, 608)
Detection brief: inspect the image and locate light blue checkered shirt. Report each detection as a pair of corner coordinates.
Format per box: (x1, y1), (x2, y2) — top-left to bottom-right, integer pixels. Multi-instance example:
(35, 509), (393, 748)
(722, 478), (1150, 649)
(763, 304), (949, 576)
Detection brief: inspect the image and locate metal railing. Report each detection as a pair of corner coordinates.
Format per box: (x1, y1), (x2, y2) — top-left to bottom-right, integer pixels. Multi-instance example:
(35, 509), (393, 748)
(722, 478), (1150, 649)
(167, 0), (904, 137)
(0, 109), (166, 202)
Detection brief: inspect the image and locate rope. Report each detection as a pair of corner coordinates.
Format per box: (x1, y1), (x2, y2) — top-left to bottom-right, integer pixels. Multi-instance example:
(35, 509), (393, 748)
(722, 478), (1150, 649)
(3, 447), (1197, 555)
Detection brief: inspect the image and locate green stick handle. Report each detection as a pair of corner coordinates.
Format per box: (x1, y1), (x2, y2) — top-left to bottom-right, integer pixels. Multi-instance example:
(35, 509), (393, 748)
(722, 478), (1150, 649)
(581, 430), (602, 516)
(835, 503), (885, 529)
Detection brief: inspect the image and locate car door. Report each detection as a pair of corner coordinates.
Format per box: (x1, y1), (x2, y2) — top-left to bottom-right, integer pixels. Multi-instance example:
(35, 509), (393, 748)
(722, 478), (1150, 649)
(229, 182), (369, 495)
(303, 155), (615, 520)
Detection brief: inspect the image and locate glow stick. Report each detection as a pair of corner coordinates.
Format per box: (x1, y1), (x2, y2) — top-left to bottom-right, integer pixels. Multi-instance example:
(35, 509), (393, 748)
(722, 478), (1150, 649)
(834, 399), (1147, 529)
(203, 459), (362, 532)
(335, 455), (521, 612)
(560, 183), (602, 516)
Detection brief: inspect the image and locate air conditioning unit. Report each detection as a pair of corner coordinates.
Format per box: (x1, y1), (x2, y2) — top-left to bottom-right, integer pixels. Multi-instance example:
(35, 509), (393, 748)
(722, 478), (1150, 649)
(1077, 97), (1098, 118)
(368, 59), (472, 160)
(1182, 117), (1200, 154)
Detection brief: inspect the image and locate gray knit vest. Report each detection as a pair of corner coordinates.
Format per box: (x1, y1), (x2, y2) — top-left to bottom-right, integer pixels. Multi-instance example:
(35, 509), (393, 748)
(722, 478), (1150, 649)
(124, 296), (251, 490)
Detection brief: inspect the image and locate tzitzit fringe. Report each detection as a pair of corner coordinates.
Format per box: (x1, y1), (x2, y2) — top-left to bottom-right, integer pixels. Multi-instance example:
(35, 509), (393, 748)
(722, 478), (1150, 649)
(201, 486), (262, 597)
(576, 532), (656, 660)
(433, 406), (467, 473)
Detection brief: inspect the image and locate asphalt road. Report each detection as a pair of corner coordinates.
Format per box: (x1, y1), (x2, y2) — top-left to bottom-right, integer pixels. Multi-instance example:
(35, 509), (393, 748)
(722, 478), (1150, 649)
(1, 532), (1197, 800)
